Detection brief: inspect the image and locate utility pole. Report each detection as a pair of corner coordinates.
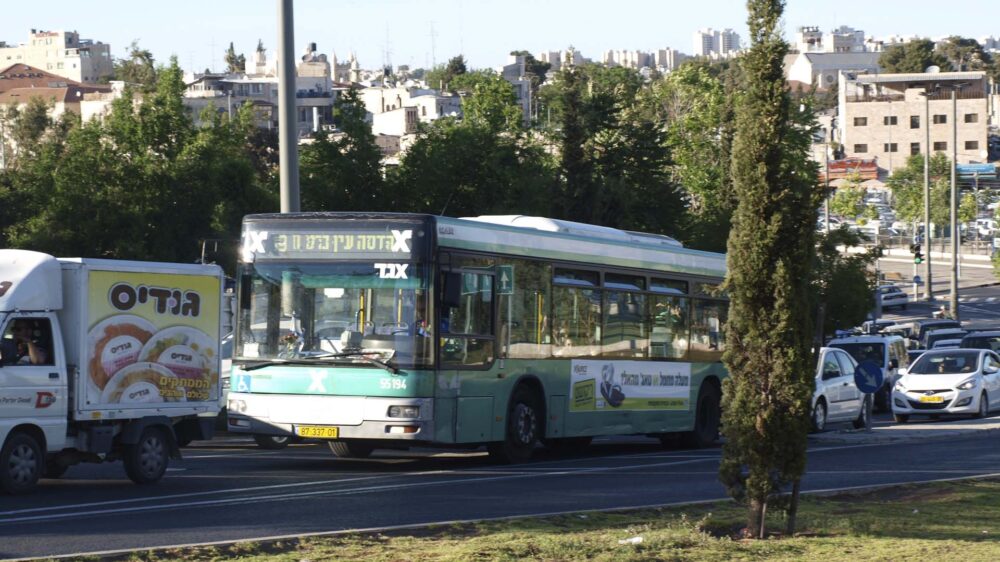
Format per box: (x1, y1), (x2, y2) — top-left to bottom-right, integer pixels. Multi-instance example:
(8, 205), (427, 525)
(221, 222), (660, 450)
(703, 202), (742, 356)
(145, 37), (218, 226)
(923, 87), (934, 301)
(278, 0), (300, 213)
(950, 86), (960, 320)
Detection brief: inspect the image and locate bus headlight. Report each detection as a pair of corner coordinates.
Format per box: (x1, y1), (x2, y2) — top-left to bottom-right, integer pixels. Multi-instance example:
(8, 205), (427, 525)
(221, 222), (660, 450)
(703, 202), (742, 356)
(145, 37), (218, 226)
(388, 405), (419, 418)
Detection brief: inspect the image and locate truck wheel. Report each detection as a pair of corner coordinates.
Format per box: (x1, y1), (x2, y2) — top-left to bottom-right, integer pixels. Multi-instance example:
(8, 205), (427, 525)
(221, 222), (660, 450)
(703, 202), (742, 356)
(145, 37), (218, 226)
(253, 434), (291, 450)
(488, 385), (542, 464)
(328, 440), (375, 458)
(123, 426), (169, 485)
(681, 383), (721, 448)
(1, 433), (42, 495)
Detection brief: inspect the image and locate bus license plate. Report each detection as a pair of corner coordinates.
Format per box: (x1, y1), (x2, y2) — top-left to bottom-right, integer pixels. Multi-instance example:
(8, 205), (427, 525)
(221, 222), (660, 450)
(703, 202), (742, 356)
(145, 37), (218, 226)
(918, 395), (944, 403)
(296, 425), (340, 438)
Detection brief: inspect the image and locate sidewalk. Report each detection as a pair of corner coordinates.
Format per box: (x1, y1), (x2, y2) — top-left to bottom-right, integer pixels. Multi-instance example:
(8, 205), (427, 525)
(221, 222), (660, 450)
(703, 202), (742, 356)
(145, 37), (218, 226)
(808, 416), (1000, 445)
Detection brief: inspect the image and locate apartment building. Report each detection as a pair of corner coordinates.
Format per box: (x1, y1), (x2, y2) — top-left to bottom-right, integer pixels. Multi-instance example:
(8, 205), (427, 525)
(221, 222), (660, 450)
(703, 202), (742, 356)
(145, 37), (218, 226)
(692, 28), (740, 58)
(0, 29), (112, 84)
(838, 71), (990, 175)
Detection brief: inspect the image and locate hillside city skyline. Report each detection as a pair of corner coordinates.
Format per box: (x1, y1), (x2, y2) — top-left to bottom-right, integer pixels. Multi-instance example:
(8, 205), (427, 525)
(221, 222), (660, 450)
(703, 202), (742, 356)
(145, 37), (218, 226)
(2, 0), (999, 74)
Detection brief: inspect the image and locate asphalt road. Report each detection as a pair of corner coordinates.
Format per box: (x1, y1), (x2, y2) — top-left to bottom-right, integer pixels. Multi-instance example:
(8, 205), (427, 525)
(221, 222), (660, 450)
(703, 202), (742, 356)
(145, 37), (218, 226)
(3, 430), (1000, 560)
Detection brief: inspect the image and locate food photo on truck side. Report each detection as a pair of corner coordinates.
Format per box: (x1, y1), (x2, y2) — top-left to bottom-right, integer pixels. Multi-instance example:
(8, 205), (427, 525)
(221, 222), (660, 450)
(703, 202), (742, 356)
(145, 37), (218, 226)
(0, 250), (224, 494)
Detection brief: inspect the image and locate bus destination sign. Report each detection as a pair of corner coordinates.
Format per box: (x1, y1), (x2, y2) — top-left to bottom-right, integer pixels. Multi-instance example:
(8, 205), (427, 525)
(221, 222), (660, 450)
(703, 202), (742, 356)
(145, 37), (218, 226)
(242, 223), (422, 261)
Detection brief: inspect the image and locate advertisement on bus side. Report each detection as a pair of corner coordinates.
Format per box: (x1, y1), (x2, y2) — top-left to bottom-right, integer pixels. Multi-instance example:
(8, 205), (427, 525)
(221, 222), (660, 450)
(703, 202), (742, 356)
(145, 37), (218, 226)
(570, 360), (690, 411)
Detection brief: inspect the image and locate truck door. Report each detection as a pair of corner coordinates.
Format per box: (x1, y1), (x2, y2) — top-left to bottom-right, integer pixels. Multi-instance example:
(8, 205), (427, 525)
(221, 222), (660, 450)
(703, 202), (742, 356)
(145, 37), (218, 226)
(0, 315), (68, 449)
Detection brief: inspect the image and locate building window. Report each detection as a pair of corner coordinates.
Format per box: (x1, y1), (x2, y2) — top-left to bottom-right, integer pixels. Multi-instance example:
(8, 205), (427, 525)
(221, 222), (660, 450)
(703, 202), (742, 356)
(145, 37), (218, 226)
(965, 113), (979, 123)
(853, 144), (868, 153)
(883, 143), (898, 153)
(933, 114), (947, 124)
(910, 115), (920, 129)
(933, 141), (948, 151)
(884, 116), (898, 126)
(910, 142), (921, 155)
(853, 117), (868, 126)
(965, 141), (980, 150)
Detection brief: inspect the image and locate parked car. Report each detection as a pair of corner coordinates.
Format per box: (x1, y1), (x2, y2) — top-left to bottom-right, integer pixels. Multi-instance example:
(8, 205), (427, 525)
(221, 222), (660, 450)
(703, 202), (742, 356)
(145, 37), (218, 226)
(878, 285), (908, 311)
(828, 335), (910, 413)
(892, 349), (1000, 422)
(861, 319), (898, 334)
(961, 331), (1000, 352)
(931, 338), (963, 349)
(924, 328), (968, 350)
(908, 319), (962, 348)
(811, 347), (871, 432)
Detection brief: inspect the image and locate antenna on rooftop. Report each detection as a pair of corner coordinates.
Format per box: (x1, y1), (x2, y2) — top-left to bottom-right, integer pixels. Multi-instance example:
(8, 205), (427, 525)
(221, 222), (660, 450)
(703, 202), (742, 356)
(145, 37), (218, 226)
(429, 22), (438, 67)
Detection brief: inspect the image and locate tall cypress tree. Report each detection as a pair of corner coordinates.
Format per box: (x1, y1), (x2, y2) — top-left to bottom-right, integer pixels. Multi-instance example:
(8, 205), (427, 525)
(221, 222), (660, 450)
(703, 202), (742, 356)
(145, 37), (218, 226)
(719, 0), (821, 538)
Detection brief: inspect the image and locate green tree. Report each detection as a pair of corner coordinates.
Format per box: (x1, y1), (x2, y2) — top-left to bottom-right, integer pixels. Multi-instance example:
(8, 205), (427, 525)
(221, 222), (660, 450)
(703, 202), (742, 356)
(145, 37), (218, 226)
(225, 42), (246, 74)
(887, 153), (954, 229)
(879, 39), (953, 73)
(300, 88), (385, 212)
(650, 63), (735, 251)
(829, 177), (865, 220)
(719, 0), (821, 538)
(0, 96), (53, 169)
(451, 71), (524, 131)
(937, 36), (995, 75)
(812, 228), (878, 340)
(114, 40), (159, 91)
(4, 57), (273, 268)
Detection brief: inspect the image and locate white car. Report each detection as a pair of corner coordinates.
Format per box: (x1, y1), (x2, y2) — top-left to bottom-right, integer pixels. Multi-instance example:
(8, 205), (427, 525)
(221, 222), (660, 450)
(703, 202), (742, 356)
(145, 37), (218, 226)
(878, 285), (908, 311)
(811, 347), (871, 432)
(892, 349), (1000, 422)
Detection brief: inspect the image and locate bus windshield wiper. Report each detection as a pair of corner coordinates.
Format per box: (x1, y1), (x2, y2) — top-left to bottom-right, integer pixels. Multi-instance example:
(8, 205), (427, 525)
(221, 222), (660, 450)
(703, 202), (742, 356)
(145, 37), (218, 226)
(241, 352), (399, 374)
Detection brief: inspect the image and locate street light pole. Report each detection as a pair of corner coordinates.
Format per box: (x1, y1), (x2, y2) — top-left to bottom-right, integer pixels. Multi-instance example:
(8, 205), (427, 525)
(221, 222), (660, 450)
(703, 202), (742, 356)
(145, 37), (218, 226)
(923, 88), (934, 302)
(950, 87), (960, 321)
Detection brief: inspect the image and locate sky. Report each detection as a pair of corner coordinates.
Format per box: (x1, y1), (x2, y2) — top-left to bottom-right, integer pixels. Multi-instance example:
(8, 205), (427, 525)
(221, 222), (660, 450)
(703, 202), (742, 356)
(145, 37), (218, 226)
(2, 0), (997, 73)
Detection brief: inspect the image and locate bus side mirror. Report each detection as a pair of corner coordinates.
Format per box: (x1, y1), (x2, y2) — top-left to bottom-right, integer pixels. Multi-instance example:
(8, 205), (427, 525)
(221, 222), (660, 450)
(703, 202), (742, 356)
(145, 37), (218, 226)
(441, 272), (462, 309)
(239, 273), (253, 311)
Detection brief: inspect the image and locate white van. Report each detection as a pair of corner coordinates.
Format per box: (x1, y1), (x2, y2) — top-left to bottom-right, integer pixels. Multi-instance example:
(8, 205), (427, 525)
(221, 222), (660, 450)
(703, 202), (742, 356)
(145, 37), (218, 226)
(976, 219), (997, 237)
(827, 334), (909, 413)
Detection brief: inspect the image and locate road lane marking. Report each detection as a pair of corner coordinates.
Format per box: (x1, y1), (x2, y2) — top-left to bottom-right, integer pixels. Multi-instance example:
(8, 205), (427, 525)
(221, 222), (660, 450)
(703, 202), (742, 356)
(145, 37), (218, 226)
(0, 457), (718, 524)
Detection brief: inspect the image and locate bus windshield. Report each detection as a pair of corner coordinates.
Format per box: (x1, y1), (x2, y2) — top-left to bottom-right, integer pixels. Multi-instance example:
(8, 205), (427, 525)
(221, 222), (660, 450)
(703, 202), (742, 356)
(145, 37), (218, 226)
(235, 261), (433, 368)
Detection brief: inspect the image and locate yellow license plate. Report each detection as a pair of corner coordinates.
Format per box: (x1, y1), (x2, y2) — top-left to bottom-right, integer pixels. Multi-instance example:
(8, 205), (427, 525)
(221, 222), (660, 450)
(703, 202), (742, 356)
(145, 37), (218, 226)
(918, 395), (944, 403)
(295, 425), (340, 438)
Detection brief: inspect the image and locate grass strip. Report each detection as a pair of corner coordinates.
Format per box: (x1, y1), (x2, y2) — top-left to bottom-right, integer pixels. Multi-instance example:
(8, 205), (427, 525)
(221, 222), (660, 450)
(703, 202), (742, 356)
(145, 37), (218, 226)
(66, 478), (1000, 561)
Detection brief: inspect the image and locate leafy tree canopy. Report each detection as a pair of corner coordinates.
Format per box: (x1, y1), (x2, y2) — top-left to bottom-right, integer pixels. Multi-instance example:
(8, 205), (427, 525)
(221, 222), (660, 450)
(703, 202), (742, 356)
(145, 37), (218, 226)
(879, 39), (953, 73)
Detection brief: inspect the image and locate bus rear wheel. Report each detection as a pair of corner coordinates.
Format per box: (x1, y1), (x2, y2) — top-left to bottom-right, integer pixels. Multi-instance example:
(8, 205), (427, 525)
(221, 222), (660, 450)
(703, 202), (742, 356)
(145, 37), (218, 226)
(328, 440), (375, 459)
(680, 382), (721, 449)
(489, 385), (542, 464)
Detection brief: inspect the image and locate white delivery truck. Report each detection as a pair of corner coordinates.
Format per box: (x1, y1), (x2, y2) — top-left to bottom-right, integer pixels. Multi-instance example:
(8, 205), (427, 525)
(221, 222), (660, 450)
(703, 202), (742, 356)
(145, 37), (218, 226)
(0, 250), (223, 494)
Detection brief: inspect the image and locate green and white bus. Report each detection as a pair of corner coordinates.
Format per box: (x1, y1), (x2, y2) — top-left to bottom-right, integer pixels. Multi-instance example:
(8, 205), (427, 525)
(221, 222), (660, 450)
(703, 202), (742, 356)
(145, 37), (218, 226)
(226, 213), (728, 461)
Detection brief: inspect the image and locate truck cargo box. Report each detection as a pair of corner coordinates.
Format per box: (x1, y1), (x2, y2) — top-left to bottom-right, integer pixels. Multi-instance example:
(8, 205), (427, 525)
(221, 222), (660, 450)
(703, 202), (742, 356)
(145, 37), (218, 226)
(58, 259), (223, 421)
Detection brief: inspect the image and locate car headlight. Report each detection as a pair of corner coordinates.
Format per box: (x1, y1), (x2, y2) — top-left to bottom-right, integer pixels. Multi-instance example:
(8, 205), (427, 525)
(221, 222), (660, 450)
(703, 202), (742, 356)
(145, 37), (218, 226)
(894, 381), (907, 392)
(957, 379), (976, 390)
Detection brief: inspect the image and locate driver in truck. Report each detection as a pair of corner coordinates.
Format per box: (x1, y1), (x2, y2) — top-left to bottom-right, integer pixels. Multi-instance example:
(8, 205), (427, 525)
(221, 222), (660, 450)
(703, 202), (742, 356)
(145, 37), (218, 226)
(1, 319), (47, 365)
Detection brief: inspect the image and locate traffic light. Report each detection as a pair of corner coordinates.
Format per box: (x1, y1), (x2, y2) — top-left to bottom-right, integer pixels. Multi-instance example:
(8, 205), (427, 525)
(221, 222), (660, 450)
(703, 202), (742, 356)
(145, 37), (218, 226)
(911, 243), (923, 264)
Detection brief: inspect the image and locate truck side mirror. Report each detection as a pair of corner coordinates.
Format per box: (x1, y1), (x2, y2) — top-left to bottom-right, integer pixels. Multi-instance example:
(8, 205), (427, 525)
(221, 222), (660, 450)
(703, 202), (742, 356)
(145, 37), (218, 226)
(441, 272), (462, 309)
(239, 273), (253, 311)
(889, 358), (899, 370)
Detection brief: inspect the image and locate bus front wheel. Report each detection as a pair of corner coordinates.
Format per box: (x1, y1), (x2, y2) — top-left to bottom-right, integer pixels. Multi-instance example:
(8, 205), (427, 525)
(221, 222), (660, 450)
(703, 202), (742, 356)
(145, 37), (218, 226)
(328, 440), (375, 459)
(488, 385), (543, 464)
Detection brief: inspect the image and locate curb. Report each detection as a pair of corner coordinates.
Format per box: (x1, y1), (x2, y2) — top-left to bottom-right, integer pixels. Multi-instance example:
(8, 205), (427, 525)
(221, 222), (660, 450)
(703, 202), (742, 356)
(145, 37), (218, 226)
(808, 421), (1000, 446)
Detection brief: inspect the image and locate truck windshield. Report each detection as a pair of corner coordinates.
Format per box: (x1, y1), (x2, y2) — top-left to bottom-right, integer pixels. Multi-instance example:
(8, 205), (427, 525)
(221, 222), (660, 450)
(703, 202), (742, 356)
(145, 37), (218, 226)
(235, 261), (433, 368)
(830, 343), (885, 366)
